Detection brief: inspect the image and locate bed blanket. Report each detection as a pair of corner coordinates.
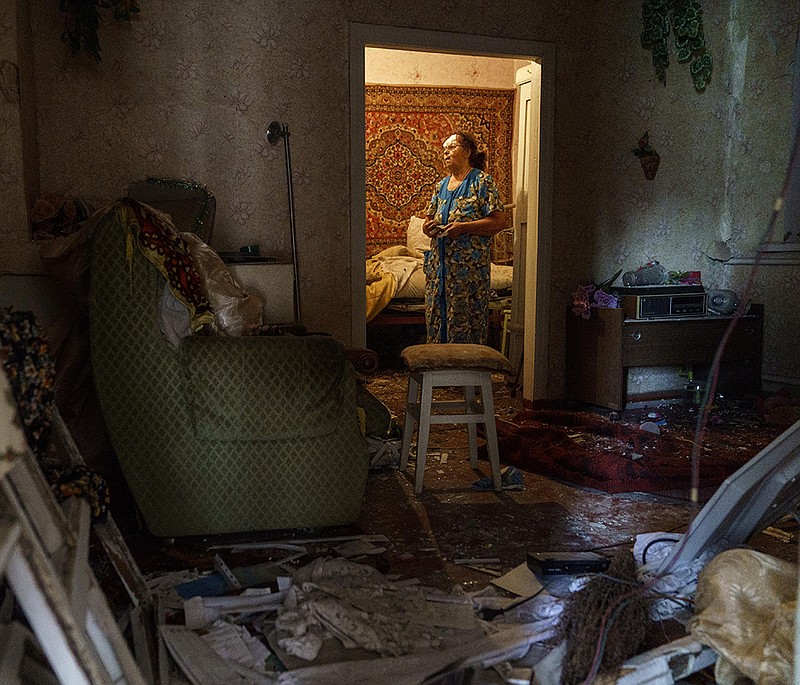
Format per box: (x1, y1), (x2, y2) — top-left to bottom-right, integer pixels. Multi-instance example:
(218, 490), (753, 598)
(366, 246), (423, 322)
(366, 245), (514, 322)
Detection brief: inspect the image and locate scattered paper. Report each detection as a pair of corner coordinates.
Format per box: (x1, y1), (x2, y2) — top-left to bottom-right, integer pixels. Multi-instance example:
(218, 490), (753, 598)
(491, 563), (543, 599)
(333, 539), (387, 557)
(201, 619), (272, 674)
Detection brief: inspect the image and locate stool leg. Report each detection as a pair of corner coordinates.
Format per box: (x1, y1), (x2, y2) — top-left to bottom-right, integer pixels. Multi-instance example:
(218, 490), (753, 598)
(400, 374), (419, 472)
(480, 374), (502, 492)
(465, 384), (478, 468)
(415, 374), (434, 494)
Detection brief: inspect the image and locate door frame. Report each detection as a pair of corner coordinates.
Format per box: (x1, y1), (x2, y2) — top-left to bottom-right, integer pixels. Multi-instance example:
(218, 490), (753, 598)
(349, 22), (555, 402)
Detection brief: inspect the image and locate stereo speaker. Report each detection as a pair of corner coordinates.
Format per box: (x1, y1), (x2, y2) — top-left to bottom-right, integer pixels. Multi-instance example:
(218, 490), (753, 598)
(707, 289), (740, 315)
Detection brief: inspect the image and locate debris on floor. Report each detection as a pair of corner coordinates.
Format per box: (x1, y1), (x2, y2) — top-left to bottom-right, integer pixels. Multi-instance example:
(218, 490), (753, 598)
(366, 435), (402, 469)
(150, 542), (559, 684)
(87, 370), (799, 683)
(100, 427), (800, 685)
(473, 465), (525, 491)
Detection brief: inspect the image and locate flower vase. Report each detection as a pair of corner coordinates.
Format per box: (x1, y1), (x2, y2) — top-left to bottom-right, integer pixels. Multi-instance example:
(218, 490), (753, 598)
(640, 153), (660, 180)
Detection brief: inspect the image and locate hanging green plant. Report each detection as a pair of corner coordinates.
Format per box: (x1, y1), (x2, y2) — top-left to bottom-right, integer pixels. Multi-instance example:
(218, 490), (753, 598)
(59, 0), (140, 63)
(641, 0), (712, 91)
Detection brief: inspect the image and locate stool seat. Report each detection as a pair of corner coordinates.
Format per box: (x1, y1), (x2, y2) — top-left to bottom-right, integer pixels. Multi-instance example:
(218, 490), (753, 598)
(399, 344), (510, 494)
(401, 343), (514, 374)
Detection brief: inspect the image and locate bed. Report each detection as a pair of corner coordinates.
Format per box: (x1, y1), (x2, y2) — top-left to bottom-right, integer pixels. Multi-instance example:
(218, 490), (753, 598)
(366, 216), (513, 333)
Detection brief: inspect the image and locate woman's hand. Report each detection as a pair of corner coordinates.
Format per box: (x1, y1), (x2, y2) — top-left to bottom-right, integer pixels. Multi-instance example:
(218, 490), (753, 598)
(446, 213), (506, 238)
(422, 218), (443, 237)
(440, 222), (460, 238)
(422, 219), (478, 239)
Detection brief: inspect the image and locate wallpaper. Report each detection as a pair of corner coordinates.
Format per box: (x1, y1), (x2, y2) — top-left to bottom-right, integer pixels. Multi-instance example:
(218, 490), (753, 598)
(558, 2), (800, 394)
(5, 0), (800, 397)
(364, 48), (522, 89)
(0, 7), (37, 274)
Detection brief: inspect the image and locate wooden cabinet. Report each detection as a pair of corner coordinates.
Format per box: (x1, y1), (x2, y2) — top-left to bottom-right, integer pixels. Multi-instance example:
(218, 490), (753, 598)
(565, 304), (763, 410)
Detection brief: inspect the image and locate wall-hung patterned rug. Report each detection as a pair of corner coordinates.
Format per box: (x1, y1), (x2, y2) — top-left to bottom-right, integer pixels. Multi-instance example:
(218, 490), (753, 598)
(365, 85), (515, 256)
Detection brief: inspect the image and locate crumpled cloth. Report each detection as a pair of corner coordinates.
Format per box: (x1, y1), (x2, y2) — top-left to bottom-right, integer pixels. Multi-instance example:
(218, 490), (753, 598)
(688, 548), (797, 685)
(0, 310), (111, 521)
(273, 557), (482, 662)
(473, 465), (525, 491)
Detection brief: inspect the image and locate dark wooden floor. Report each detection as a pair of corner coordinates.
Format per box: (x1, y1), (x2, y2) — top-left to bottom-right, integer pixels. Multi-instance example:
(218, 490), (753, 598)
(104, 370), (796, 597)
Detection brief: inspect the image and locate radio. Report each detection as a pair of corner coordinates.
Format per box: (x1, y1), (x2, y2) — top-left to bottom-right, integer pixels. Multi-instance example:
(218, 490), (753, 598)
(612, 285), (708, 319)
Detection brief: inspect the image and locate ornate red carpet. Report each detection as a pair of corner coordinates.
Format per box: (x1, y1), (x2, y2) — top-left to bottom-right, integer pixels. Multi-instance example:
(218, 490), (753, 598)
(365, 85), (515, 255)
(495, 407), (783, 496)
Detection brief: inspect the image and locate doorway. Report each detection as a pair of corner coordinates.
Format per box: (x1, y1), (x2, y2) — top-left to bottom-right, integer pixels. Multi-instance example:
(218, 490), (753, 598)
(349, 23), (554, 403)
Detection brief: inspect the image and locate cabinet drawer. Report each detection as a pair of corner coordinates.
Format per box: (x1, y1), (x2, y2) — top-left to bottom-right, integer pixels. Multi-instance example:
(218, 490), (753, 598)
(622, 315), (761, 367)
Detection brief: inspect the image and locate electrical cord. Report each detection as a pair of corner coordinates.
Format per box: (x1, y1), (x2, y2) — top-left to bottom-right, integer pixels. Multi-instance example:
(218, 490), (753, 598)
(584, 523), (690, 556)
(640, 536), (681, 566)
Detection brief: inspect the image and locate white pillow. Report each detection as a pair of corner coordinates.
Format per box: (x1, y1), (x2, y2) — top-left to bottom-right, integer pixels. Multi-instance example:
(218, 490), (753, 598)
(406, 215), (432, 253)
(490, 263), (514, 291)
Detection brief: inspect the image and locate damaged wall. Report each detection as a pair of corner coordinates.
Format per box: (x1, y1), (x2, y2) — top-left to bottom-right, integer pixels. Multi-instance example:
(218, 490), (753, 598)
(0, 0), (39, 274)
(5, 0), (799, 391)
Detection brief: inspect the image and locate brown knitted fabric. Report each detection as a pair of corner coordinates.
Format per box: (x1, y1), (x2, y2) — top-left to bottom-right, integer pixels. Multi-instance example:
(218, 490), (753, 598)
(559, 550), (649, 685)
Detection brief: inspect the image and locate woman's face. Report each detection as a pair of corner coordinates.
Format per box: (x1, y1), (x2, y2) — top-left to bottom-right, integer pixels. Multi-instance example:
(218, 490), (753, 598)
(442, 135), (470, 172)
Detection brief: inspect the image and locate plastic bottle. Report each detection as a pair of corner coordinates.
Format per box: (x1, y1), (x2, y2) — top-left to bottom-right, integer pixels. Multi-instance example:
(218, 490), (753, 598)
(622, 263), (667, 286)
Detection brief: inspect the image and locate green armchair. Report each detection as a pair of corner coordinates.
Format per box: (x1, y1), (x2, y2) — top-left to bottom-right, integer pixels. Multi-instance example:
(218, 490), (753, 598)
(89, 201), (367, 537)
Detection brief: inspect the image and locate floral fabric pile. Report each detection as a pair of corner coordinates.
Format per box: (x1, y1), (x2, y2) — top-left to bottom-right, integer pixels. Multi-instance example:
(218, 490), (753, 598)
(571, 283), (619, 319)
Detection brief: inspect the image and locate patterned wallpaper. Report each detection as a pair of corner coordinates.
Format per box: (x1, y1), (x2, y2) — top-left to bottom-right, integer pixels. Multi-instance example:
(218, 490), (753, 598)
(562, 1), (800, 393)
(0, 8), (37, 274)
(4, 0), (799, 395)
(364, 48), (522, 89)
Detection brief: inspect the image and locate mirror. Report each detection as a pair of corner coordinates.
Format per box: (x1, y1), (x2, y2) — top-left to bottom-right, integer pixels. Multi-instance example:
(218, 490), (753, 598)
(127, 178), (216, 243)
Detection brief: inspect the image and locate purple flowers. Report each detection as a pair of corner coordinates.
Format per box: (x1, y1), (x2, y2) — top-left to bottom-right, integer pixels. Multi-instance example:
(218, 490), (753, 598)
(572, 283), (619, 319)
(593, 289), (619, 309)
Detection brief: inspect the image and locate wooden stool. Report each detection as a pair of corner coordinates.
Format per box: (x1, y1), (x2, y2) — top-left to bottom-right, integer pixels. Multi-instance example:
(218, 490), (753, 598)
(399, 343), (513, 494)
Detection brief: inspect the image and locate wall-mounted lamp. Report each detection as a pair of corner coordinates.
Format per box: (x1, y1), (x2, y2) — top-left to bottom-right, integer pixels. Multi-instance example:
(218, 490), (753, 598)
(267, 121), (301, 323)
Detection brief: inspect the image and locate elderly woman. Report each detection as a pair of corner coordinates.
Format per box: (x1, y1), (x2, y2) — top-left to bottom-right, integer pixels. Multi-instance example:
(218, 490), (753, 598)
(422, 131), (506, 344)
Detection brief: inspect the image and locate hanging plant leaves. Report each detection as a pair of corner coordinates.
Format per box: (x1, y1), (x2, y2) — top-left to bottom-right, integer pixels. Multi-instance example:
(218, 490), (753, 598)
(641, 0), (712, 91)
(641, 0), (672, 84)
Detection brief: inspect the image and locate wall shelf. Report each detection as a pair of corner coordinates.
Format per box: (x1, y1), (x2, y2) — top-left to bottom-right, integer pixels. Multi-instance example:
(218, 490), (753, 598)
(728, 243), (800, 265)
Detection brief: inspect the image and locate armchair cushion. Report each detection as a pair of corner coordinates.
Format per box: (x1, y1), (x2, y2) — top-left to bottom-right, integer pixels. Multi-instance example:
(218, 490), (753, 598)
(182, 334), (351, 441)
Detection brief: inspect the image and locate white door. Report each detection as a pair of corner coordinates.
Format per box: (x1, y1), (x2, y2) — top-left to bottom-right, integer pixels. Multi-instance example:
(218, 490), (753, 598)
(508, 64), (532, 377)
(510, 62), (544, 403)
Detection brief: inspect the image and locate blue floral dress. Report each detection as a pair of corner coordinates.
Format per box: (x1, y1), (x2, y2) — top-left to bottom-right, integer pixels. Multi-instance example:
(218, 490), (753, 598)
(423, 168), (504, 344)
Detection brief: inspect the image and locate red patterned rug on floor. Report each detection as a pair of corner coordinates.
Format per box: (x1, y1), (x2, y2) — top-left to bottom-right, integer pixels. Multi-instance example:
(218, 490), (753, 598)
(365, 85), (515, 255)
(495, 408), (781, 496)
